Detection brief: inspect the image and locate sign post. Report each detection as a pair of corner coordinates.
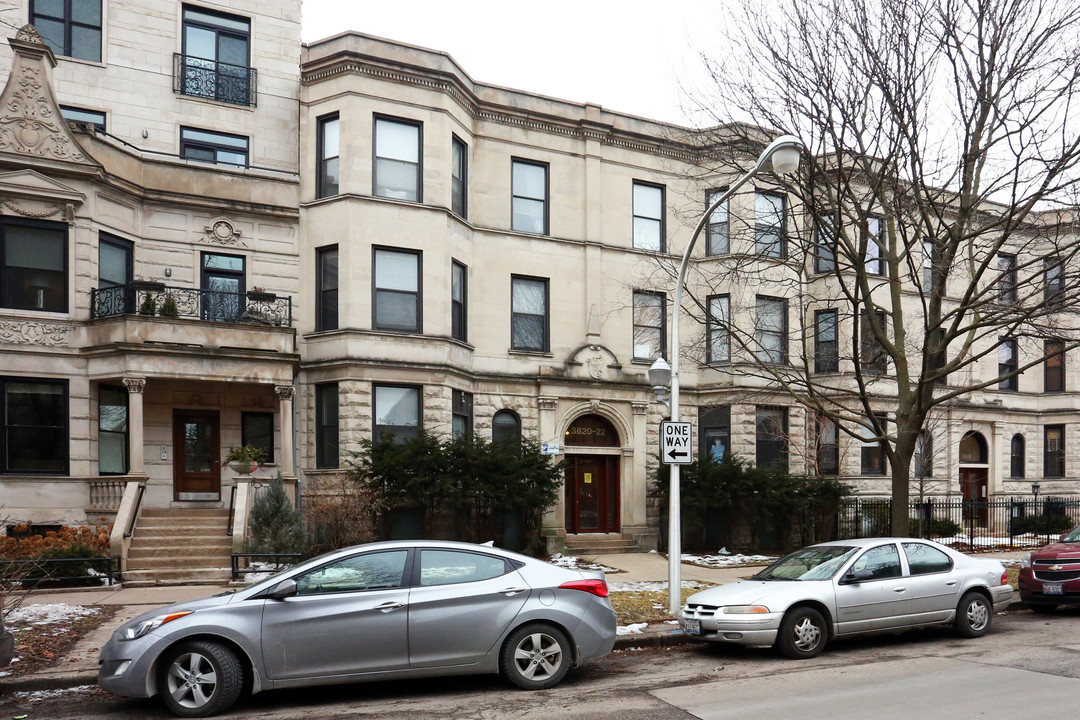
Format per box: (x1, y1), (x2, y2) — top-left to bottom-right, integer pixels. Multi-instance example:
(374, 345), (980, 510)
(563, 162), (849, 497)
(660, 421), (693, 465)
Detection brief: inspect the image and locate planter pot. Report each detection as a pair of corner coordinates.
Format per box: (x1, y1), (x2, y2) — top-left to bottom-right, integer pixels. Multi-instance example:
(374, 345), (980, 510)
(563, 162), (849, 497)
(229, 460), (258, 475)
(247, 291), (277, 302)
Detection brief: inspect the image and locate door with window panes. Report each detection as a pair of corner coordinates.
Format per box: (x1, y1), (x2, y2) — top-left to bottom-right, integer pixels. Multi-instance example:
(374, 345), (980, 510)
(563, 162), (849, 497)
(173, 410), (220, 501)
(201, 252), (244, 322)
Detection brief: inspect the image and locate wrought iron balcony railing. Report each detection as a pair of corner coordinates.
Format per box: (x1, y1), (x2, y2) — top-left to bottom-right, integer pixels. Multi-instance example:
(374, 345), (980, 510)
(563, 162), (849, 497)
(90, 282), (292, 327)
(173, 53), (257, 107)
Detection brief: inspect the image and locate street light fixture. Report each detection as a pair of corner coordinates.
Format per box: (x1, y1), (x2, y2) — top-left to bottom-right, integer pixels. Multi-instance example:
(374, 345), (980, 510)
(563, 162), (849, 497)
(1032, 481), (1041, 504)
(662, 133), (804, 614)
(648, 357), (672, 406)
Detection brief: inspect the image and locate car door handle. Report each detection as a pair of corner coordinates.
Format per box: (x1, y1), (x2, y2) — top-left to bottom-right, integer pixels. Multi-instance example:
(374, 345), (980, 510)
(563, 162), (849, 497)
(945, 581), (957, 586)
(500, 587), (528, 596)
(893, 587), (907, 593)
(373, 602), (403, 612)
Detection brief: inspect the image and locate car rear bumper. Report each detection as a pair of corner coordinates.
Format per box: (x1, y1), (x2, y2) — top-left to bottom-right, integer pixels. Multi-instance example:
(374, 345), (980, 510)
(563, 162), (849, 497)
(0, 629), (13, 667)
(991, 585), (1016, 613)
(678, 611), (782, 647)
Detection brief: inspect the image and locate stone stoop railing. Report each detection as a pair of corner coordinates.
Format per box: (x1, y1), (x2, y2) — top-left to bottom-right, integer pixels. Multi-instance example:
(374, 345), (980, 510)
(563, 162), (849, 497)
(109, 479), (146, 573)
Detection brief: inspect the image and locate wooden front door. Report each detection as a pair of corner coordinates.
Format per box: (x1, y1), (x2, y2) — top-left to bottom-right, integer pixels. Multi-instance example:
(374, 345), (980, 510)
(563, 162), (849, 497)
(960, 467), (988, 525)
(565, 455), (619, 533)
(173, 410), (221, 501)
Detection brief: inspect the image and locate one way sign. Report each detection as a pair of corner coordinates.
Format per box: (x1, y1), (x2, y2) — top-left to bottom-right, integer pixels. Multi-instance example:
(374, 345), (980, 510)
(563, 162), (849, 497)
(660, 421), (693, 465)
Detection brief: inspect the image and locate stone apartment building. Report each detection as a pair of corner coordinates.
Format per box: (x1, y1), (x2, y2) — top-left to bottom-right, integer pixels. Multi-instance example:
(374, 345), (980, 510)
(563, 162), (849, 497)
(0, 1), (1076, 575)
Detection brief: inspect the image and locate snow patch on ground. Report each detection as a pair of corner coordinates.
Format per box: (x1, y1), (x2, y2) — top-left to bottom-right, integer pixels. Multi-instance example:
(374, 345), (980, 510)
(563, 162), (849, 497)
(548, 554), (620, 573)
(617, 622), (648, 635)
(608, 580), (710, 593)
(6, 603), (100, 626)
(682, 551), (777, 568)
(13, 684), (97, 700)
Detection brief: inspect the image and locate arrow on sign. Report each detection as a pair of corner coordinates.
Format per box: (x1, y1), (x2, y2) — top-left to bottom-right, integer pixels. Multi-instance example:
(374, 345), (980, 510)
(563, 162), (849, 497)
(665, 448), (689, 462)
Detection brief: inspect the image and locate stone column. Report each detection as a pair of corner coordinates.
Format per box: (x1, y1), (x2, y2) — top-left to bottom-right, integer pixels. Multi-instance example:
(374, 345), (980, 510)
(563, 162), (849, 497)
(276, 385), (296, 479)
(630, 401), (650, 529)
(538, 396), (562, 548)
(122, 377), (146, 476)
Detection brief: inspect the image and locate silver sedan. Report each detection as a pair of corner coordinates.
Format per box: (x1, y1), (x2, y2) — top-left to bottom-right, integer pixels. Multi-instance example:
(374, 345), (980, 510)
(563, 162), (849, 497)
(99, 540), (616, 717)
(678, 538), (1014, 658)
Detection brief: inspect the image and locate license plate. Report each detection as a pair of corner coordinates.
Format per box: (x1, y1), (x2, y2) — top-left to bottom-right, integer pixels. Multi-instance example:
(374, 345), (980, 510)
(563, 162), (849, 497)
(681, 618), (701, 635)
(1044, 583), (1064, 595)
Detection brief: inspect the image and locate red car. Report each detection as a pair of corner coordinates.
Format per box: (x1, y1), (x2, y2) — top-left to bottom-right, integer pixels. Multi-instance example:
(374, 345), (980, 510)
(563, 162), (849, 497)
(1019, 525), (1080, 611)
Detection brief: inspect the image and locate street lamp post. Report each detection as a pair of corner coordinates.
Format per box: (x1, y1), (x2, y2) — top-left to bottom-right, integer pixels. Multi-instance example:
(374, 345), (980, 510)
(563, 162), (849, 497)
(654, 134), (804, 615)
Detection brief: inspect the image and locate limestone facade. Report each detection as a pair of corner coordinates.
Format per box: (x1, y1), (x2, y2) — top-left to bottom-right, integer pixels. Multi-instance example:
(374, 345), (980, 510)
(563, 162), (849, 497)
(1, 5), (1077, 551)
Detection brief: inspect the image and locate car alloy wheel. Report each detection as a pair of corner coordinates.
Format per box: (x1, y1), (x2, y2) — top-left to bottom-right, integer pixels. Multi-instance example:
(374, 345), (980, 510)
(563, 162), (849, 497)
(159, 640), (243, 718)
(777, 607), (827, 659)
(954, 591), (992, 638)
(500, 623), (571, 690)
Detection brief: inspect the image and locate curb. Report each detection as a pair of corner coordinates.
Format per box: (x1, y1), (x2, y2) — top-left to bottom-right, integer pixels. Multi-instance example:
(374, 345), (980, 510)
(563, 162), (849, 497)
(0, 671), (98, 693)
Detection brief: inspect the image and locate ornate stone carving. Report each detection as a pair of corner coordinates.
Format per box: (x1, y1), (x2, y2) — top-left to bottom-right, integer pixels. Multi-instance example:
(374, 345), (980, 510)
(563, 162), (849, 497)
(275, 385), (296, 400)
(565, 343), (622, 380)
(202, 217), (245, 246)
(0, 321), (73, 346)
(631, 401), (650, 416)
(16, 25), (46, 45)
(1, 199), (66, 219)
(122, 378), (147, 394)
(538, 397), (558, 411)
(0, 38), (87, 162)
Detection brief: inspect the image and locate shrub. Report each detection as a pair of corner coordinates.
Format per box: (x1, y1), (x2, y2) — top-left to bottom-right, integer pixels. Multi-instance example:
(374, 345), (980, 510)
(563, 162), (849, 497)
(302, 474), (380, 557)
(1010, 513), (1075, 535)
(909, 516), (962, 538)
(0, 524), (112, 589)
(247, 476), (305, 555)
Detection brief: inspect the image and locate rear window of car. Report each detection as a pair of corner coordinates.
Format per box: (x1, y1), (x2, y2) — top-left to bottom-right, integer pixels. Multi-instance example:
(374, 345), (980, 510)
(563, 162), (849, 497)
(418, 550), (510, 587)
(902, 542), (953, 575)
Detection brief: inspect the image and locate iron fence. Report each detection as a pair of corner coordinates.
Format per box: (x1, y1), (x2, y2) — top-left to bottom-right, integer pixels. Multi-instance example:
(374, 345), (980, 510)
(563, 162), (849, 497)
(0, 555), (121, 588)
(91, 282), (292, 327)
(173, 53), (257, 107)
(836, 497), (1080, 549)
(231, 552), (301, 581)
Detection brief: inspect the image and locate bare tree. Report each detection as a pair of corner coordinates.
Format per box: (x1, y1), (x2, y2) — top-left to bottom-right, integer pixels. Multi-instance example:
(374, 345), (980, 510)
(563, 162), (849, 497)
(664, 0), (1080, 535)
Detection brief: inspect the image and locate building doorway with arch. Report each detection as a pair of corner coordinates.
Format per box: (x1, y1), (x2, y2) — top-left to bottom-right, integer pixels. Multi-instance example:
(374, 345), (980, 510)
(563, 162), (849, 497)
(959, 431), (989, 525)
(563, 414), (621, 534)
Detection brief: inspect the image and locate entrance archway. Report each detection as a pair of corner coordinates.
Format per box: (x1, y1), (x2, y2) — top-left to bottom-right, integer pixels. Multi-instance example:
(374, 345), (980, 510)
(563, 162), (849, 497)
(959, 431), (989, 525)
(563, 414), (621, 533)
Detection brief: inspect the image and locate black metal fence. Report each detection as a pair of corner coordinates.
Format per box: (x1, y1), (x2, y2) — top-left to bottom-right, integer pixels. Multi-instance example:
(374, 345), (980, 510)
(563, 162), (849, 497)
(174, 53), (257, 107)
(0, 555), (122, 588)
(91, 282), (292, 327)
(836, 497), (1080, 548)
(231, 552), (301, 581)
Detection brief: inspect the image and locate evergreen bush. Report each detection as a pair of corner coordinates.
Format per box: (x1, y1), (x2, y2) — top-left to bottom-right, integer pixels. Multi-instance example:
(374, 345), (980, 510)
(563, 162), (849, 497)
(247, 475), (305, 554)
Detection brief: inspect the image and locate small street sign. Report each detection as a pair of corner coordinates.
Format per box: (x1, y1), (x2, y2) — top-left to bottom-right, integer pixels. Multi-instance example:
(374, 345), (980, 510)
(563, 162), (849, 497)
(541, 442), (561, 455)
(660, 421), (693, 465)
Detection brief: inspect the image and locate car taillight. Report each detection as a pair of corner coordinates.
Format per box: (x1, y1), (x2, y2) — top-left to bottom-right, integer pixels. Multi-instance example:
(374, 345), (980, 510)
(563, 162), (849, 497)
(1001, 570), (1009, 585)
(559, 579), (609, 598)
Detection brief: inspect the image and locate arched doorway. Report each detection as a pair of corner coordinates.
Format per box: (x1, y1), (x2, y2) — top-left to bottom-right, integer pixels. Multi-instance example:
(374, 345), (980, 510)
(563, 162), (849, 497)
(959, 431), (989, 525)
(563, 414), (621, 533)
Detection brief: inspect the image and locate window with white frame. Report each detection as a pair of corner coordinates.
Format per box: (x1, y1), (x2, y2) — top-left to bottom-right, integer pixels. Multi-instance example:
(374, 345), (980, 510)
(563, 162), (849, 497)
(632, 182), (664, 251)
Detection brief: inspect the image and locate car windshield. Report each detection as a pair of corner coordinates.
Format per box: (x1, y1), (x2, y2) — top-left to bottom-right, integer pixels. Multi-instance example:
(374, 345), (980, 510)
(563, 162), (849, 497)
(753, 546), (858, 581)
(1061, 525), (1080, 543)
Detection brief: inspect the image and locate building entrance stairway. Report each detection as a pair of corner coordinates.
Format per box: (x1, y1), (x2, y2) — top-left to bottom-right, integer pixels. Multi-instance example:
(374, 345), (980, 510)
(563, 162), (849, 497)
(123, 508), (232, 586)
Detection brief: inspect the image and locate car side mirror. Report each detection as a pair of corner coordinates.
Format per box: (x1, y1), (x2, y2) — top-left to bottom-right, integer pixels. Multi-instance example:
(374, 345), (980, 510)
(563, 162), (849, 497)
(841, 569), (874, 584)
(268, 579), (297, 600)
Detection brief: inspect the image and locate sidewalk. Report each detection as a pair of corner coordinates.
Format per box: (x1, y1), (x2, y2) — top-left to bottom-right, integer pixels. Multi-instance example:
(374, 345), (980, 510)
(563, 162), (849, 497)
(0, 549), (1025, 694)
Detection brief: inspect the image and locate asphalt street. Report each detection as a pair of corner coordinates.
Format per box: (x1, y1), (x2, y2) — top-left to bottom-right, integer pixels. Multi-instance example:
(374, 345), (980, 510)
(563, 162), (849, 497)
(3, 607), (1076, 719)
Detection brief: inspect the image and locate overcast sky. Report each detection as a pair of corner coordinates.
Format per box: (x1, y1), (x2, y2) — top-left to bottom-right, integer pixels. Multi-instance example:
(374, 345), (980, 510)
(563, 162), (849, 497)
(301, 0), (721, 126)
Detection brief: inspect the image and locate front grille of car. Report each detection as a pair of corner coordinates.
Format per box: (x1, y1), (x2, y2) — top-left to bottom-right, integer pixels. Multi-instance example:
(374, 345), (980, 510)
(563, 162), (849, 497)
(1033, 558), (1080, 566)
(1033, 569), (1080, 582)
(684, 603), (719, 619)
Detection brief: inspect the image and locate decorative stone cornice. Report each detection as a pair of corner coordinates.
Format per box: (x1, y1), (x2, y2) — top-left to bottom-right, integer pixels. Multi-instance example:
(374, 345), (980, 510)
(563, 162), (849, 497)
(538, 396), (558, 411)
(302, 53), (699, 162)
(0, 320), (73, 346)
(201, 217), (247, 247)
(0, 26), (95, 166)
(631, 401), (650, 416)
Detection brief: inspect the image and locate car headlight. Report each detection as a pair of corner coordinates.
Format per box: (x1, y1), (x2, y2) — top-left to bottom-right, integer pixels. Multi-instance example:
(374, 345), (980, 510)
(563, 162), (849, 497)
(722, 605), (771, 614)
(120, 611), (192, 641)
(1020, 553), (1032, 569)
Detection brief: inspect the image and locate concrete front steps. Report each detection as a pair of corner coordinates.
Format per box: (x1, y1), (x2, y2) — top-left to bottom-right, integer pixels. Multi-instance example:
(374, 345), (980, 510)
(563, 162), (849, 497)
(124, 508), (232, 586)
(563, 533), (642, 556)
